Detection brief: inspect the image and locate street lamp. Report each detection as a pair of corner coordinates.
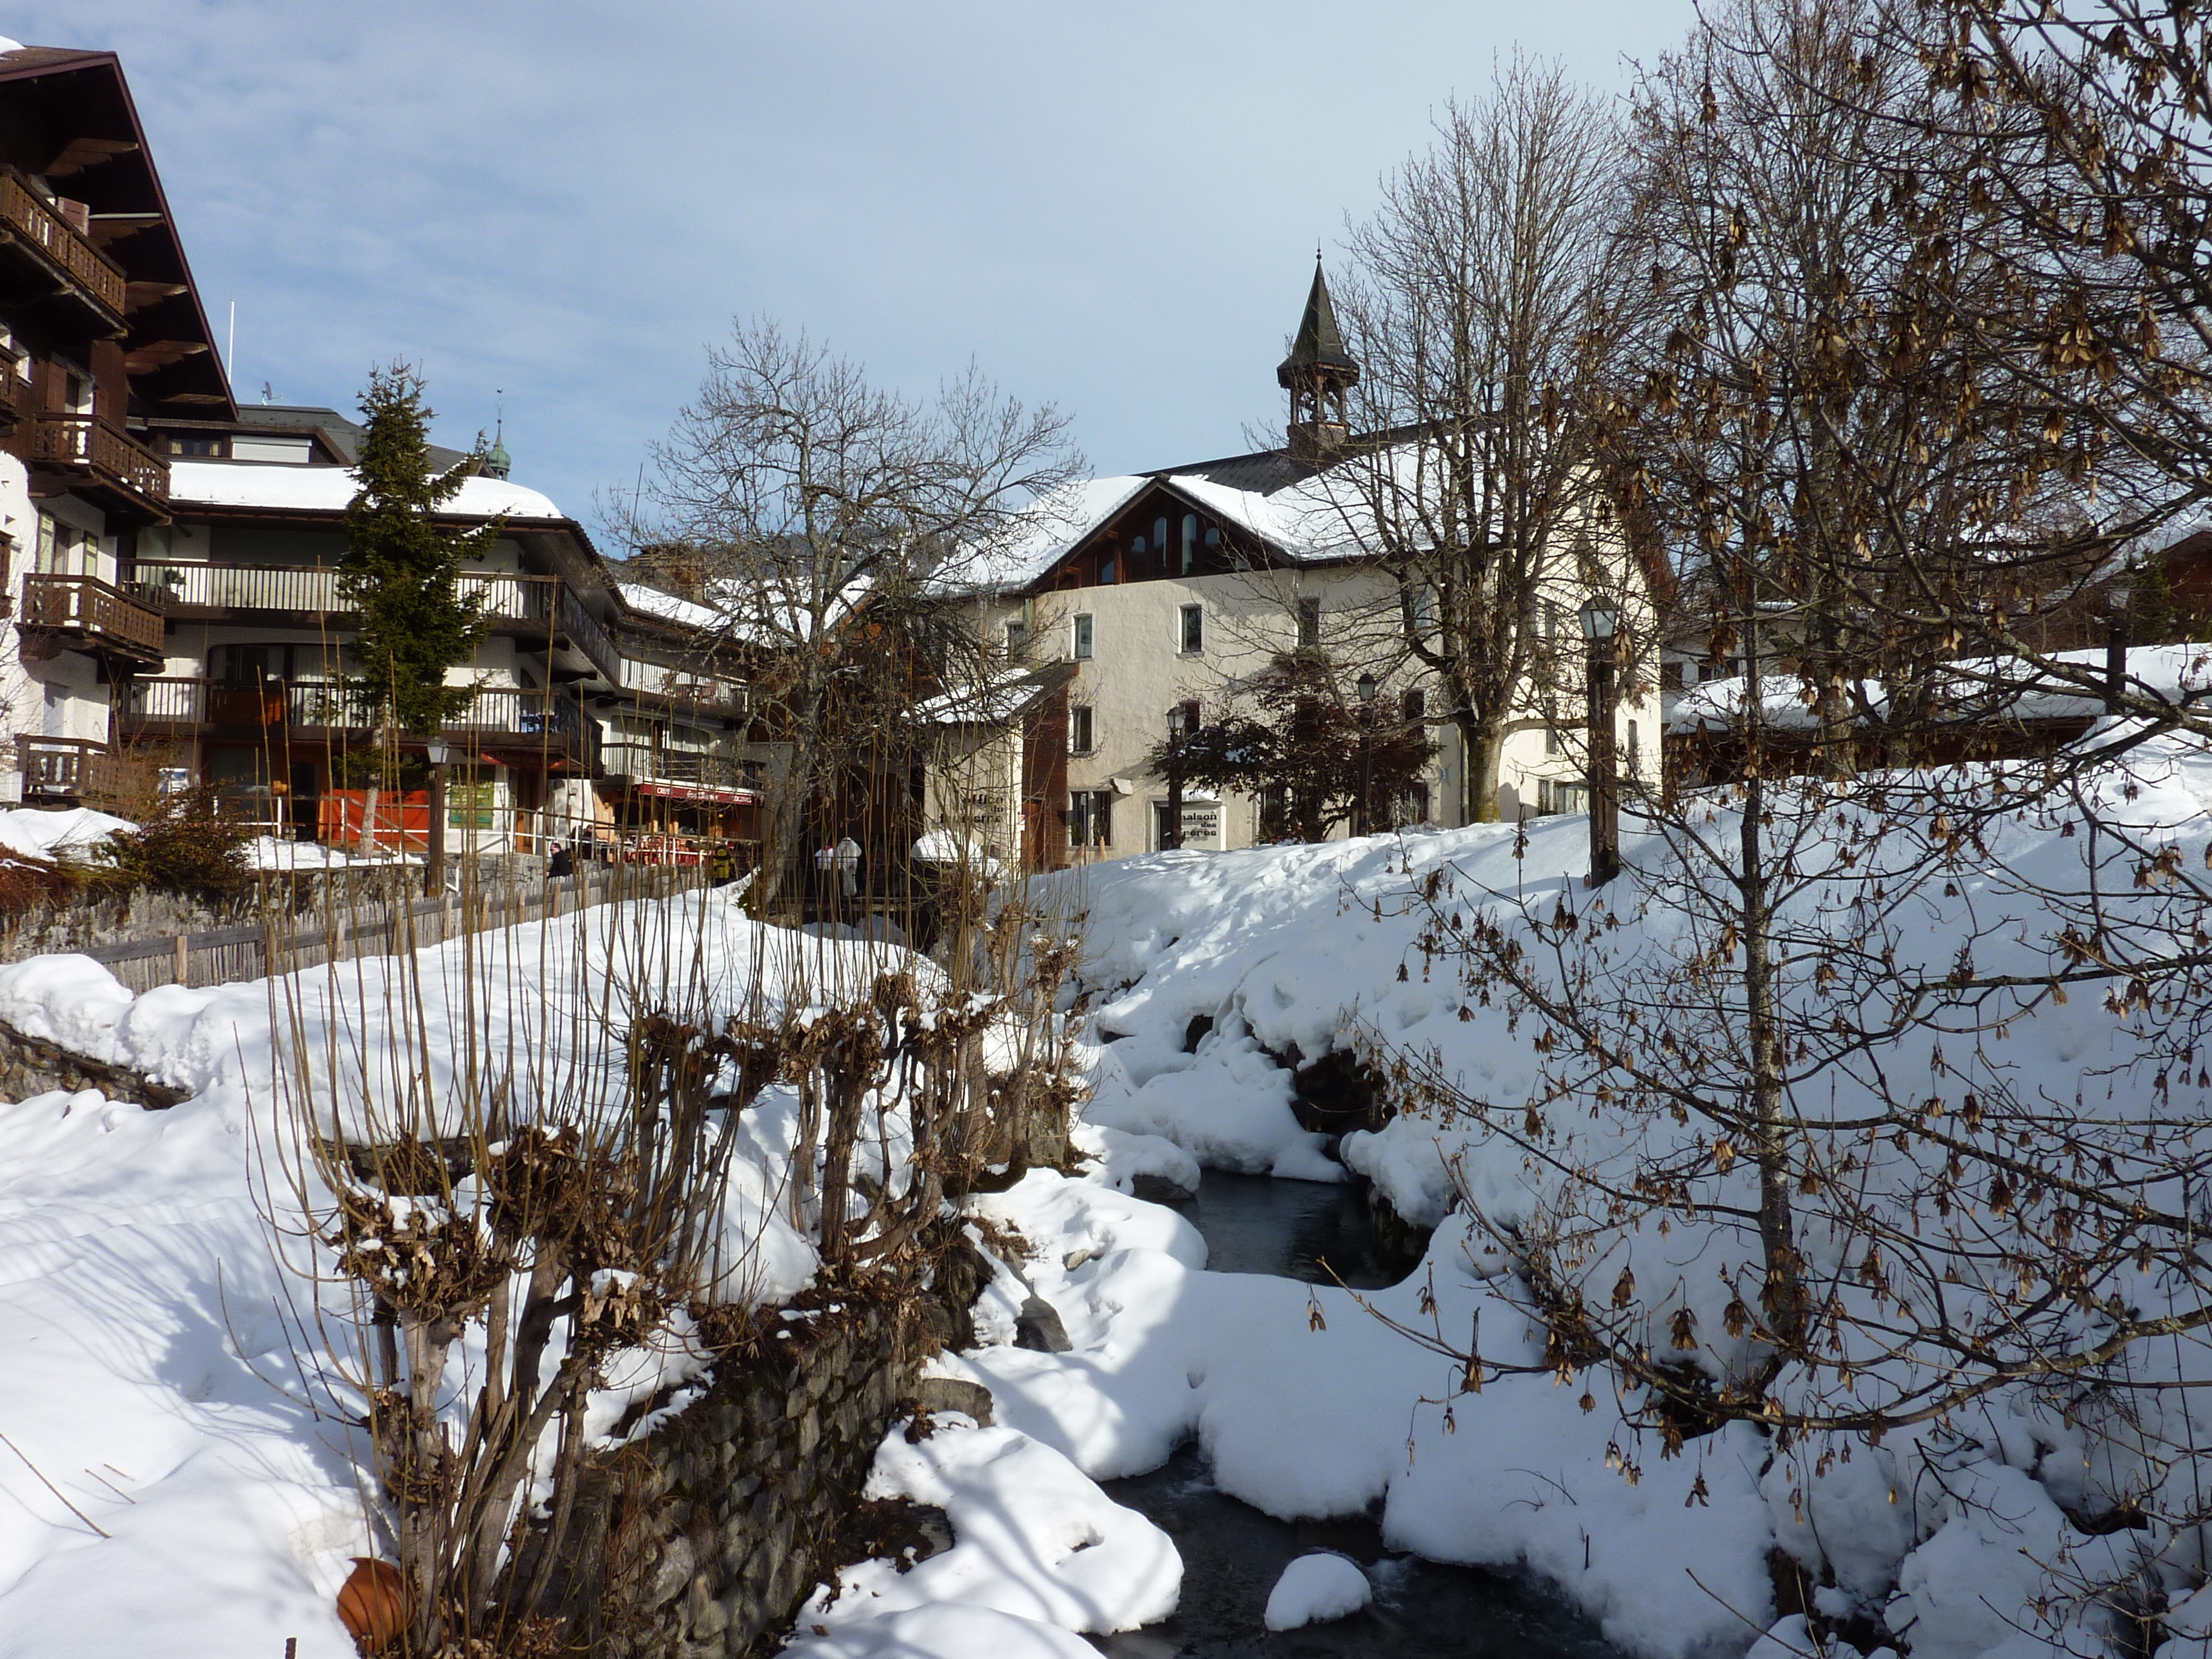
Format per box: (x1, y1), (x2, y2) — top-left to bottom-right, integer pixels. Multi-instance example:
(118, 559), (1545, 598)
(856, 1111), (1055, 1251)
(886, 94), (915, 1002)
(1355, 673), (1378, 834)
(1578, 595), (1621, 888)
(424, 738), (452, 900)
(1162, 705), (1185, 851)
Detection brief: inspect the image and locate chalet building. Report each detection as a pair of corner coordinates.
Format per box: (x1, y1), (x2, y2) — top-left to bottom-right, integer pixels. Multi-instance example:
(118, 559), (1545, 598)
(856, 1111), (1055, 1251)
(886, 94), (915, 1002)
(116, 408), (756, 851)
(931, 262), (1664, 870)
(0, 43), (235, 807)
(0, 41), (754, 851)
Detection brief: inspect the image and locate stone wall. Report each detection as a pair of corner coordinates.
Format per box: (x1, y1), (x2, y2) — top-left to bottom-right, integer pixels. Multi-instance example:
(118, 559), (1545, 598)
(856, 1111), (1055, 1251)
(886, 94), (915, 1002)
(583, 1235), (987, 1658)
(0, 1015), (185, 1108)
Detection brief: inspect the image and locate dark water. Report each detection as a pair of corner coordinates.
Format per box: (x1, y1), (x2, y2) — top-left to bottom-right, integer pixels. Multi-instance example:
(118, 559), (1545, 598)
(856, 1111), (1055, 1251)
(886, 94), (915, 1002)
(1089, 1171), (1623, 1659)
(1164, 1170), (1406, 1290)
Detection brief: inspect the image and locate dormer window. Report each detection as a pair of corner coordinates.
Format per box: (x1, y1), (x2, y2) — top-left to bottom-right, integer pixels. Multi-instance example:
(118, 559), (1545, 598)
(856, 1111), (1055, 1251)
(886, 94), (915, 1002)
(1181, 515), (1198, 575)
(1098, 550), (1116, 586)
(1131, 533), (1147, 570)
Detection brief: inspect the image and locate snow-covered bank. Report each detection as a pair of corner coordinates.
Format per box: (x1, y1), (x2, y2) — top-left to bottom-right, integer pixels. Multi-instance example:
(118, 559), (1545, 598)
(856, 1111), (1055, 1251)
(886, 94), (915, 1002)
(971, 726), (2212, 1659)
(0, 893), (911, 1656)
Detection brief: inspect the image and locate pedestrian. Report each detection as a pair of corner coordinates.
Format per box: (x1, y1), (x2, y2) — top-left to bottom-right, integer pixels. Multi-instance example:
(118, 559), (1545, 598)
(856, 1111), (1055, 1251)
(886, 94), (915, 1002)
(548, 840), (574, 880)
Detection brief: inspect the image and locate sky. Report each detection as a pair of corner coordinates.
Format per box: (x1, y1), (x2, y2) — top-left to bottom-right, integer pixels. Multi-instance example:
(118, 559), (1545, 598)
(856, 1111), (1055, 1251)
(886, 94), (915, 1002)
(18, 1), (1696, 541)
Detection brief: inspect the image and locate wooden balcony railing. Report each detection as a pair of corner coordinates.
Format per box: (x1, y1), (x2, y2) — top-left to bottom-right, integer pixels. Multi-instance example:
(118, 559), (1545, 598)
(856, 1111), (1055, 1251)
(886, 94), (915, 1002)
(599, 741), (746, 788)
(20, 572), (167, 660)
(24, 412), (170, 509)
(0, 169), (127, 318)
(280, 683), (590, 761)
(15, 736), (151, 807)
(618, 654), (748, 714)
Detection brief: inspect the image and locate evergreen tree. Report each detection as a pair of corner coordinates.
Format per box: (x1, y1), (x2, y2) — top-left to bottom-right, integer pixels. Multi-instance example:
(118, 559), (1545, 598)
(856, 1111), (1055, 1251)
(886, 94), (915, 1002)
(341, 364), (497, 735)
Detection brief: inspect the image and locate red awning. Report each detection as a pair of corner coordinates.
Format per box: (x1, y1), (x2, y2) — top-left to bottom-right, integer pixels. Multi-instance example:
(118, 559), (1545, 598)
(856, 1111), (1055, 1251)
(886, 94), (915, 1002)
(634, 780), (760, 806)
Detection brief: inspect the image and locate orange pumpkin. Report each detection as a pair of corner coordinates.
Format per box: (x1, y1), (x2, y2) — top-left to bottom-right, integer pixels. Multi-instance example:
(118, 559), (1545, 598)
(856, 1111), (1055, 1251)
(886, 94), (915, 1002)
(335, 1557), (407, 1653)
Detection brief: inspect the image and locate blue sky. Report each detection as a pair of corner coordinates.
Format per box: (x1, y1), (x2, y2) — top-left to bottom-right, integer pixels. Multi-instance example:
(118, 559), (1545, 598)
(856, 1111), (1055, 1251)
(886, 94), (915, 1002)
(19, 2), (1694, 537)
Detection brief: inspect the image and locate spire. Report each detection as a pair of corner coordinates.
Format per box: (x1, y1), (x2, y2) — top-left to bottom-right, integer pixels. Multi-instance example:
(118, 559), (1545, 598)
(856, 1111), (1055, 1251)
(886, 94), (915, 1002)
(1277, 256), (1359, 464)
(483, 390), (511, 480)
(1276, 255), (1358, 389)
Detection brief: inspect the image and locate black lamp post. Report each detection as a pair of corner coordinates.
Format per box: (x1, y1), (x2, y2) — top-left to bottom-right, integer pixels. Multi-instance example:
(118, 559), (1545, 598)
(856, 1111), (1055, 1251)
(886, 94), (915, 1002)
(1164, 705), (1185, 851)
(1355, 672), (1378, 833)
(1578, 595), (1621, 888)
(424, 738), (451, 899)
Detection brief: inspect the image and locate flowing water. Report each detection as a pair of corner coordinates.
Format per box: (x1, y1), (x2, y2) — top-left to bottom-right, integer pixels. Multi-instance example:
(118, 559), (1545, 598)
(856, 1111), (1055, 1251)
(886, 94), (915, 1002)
(1087, 1171), (1623, 1659)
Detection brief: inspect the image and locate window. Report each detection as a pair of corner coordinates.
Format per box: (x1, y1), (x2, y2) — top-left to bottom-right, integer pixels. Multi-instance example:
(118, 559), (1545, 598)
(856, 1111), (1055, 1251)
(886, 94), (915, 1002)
(1537, 779), (1590, 816)
(166, 435), (224, 458)
(1004, 618), (1028, 657)
(1256, 785), (1288, 840)
(1296, 596), (1321, 649)
(1173, 699), (1201, 734)
(1131, 534), (1147, 570)
(1181, 515), (1199, 575)
(1153, 517), (1168, 572)
(1098, 550), (1117, 586)
(34, 514), (93, 577)
(1072, 613), (1094, 660)
(1069, 705), (1094, 755)
(1179, 603), (1204, 655)
(1068, 789), (1114, 848)
(1400, 688), (1426, 726)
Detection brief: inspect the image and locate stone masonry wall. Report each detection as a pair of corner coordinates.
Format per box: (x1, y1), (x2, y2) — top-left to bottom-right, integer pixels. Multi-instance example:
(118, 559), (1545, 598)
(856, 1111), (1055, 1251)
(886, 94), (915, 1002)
(585, 1236), (987, 1659)
(0, 1015), (185, 1108)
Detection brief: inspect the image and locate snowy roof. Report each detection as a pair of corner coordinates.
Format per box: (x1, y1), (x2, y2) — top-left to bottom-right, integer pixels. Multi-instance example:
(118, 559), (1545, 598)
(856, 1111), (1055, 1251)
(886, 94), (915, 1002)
(617, 582), (724, 631)
(167, 460), (566, 522)
(1666, 643), (2212, 734)
(913, 665), (1065, 726)
(940, 449), (1395, 597)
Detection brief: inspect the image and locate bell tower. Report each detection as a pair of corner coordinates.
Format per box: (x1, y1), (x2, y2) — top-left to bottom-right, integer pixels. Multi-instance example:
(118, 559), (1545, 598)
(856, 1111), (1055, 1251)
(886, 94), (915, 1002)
(1276, 255), (1359, 464)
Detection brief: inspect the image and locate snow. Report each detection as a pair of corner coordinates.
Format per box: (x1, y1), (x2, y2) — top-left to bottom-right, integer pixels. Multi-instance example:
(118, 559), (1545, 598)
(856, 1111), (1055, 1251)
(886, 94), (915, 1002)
(246, 836), (417, 871)
(616, 581), (723, 631)
(793, 1416), (1179, 1644)
(10, 717), (2212, 1657)
(1666, 642), (2212, 733)
(0, 806), (132, 864)
(0, 891), (910, 1656)
(166, 459), (566, 521)
(1263, 1552), (1372, 1631)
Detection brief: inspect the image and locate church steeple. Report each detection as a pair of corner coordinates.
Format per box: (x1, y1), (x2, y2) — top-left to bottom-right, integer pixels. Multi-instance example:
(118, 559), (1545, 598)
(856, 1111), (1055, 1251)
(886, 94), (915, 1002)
(1276, 255), (1359, 464)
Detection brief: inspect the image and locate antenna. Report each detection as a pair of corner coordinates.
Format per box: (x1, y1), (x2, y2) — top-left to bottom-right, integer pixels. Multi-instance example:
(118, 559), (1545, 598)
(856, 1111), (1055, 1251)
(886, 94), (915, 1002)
(494, 387), (504, 444)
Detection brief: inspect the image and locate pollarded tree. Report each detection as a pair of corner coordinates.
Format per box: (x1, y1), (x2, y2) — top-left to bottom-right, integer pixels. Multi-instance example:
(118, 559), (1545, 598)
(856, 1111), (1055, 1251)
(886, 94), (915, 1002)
(341, 364), (498, 736)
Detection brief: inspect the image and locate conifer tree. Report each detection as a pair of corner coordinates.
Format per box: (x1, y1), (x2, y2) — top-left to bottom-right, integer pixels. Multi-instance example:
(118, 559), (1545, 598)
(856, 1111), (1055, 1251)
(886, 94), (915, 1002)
(341, 364), (497, 736)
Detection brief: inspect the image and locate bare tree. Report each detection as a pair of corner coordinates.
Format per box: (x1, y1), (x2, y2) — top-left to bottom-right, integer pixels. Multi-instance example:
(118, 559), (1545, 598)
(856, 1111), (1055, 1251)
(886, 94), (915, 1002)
(1323, 58), (1637, 822)
(632, 321), (1081, 900)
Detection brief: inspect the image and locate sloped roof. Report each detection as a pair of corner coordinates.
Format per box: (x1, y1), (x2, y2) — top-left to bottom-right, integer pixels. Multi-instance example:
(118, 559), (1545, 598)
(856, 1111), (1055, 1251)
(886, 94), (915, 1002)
(0, 44), (236, 419)
(167, 458), (566, 521)
(1277, 259), (1359, 390)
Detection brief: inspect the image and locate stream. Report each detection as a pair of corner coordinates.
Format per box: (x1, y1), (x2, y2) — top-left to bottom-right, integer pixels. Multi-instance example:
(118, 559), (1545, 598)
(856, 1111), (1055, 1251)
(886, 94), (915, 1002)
(1087, 1171), (1622, 1659)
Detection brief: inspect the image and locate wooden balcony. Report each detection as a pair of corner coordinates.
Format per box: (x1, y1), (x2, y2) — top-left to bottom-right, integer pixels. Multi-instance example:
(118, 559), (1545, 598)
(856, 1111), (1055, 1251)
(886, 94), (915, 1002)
(23, 412), (170, 518)
(19, 572), (167, 666)
(124, 563), (620, 673)
(121, 677), (287, 734)
(618, 655), (748, 716)
(599, 740), (758, 803)
(0, 169), (127, 326)
(15, 736), (152, 808)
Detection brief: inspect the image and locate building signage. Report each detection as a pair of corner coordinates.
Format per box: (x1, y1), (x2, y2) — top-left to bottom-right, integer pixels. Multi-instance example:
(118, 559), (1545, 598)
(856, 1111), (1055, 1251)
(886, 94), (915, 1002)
(1181, 801), (1219, 846)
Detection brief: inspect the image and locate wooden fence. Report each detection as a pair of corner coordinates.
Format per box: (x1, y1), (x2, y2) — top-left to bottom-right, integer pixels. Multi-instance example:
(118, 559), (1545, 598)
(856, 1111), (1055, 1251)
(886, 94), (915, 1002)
(76, 867), (692, 993)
